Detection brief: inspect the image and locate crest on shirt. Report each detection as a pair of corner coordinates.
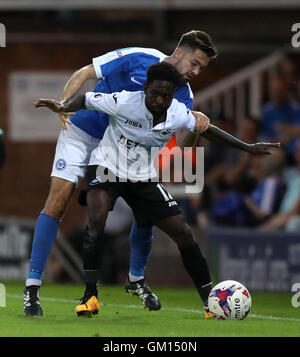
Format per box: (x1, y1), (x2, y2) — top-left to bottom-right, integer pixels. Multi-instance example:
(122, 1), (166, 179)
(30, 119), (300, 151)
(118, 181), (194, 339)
(56, 158), (66, 171)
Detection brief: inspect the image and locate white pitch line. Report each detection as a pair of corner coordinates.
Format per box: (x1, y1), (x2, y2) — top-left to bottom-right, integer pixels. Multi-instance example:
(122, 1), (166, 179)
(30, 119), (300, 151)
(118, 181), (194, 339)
(6, 293), (300, 322)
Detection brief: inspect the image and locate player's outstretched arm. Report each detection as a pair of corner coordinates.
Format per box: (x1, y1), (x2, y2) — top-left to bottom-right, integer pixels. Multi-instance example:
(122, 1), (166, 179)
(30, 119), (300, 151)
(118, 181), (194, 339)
(58, 64), (97, 130)
(201, 124), (280, 154)
(61, 64), (97, 103)
(34, 93), (85, 115)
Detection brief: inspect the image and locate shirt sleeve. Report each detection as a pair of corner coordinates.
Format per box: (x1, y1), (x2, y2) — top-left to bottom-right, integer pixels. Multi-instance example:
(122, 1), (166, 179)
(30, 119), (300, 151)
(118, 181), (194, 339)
(92, 49), (142, 79)
(85, 92), (119, 116)
(174, 101), (196, 131)
(184, 109), (197, 131)
(174, 83), (194, 110)
(92, 50), (123, 78)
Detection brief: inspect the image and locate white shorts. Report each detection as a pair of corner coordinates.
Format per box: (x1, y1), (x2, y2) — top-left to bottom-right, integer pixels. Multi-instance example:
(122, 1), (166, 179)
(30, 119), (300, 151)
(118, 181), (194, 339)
(51, 123), (100, 184)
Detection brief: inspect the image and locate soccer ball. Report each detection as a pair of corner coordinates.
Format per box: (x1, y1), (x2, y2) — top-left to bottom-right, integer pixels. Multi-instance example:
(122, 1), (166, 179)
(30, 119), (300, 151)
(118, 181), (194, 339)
(208, 280), (251, 320)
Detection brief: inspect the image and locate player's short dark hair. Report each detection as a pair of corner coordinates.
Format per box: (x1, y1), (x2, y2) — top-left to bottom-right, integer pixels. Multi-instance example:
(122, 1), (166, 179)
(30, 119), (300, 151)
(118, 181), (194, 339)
(146, 62), (182, 87)
(178, 30), (218, 59)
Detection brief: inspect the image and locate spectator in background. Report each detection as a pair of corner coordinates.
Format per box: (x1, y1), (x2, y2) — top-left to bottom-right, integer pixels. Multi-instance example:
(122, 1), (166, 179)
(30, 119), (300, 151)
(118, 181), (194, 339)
(261, 75), (300, 164)
(0, 129), (5, 170)
(242, 150), (286, 227)
(202, 149), (285, 228)
(196, 117), (260, 228)
(259, 140), (300, 231)
(276, 80), (300, 156)
(222, 117), (260, 193)
(191, 115), (233, 226)
(276, 51), (300, 98)
(201, 115), (234, 187)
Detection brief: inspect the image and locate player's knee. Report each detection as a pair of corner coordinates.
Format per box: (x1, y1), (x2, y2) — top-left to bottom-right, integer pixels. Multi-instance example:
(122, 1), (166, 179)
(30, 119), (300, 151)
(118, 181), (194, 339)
(87, 190), (111, 231)
(174, 223), (195, 248)
(87, 205), (108, 232)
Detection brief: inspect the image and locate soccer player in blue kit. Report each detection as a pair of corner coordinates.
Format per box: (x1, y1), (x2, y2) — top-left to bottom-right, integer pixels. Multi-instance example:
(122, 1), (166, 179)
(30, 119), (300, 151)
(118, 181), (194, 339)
(24, 30), (218, 316)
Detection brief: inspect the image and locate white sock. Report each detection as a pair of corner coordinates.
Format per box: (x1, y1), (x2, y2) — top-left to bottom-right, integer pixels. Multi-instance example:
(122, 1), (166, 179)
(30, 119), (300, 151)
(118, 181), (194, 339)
(26, 279), (42, 287)
(128, 273), (144, 283)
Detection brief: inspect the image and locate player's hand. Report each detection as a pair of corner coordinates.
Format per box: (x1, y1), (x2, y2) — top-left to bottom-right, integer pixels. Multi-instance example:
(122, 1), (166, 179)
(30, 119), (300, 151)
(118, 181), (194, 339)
(34, 99), (75, 130)
(58, 112), (73, 130)
(247, 142), (281, 155)
(192, 111), (210, 133)
(34, 98), (63, 112)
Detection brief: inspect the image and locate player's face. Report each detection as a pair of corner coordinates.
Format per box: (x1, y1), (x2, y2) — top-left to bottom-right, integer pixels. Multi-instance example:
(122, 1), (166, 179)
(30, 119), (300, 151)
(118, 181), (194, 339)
(173, 47), (211, 82)
(145, 80), (176, 114)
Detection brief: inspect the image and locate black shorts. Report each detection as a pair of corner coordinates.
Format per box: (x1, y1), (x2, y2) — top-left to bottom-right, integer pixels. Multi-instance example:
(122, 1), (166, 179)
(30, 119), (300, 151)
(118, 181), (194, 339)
(86, 165), (182, 227)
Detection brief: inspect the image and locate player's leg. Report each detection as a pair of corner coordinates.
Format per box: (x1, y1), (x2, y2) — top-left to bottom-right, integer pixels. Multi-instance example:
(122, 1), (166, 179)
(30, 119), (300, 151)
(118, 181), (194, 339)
(128, 221), (154, 281)
(24, 123), (98, 316)
(27, 177), (75, 282)
(125, 222), (161, 310)
(75, 166), (116, 317)
(155, 213), (212, 314)
(23, 177), (75, 316)
(75, 188), (112, 317)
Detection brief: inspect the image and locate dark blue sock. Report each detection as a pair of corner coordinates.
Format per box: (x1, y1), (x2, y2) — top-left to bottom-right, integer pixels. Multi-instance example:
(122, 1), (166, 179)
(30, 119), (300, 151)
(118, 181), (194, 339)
(129, 220), (154, 277)
(27, 213), (59, 283)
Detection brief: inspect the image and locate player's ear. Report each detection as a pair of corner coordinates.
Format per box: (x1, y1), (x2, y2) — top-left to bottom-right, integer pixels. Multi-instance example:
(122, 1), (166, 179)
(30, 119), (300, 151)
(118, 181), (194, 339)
(173, 47), (183, 59)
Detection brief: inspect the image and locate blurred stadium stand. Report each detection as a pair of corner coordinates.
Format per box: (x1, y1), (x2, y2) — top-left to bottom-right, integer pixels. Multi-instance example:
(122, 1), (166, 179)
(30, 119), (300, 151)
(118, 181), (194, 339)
(0, 2), (300, 290)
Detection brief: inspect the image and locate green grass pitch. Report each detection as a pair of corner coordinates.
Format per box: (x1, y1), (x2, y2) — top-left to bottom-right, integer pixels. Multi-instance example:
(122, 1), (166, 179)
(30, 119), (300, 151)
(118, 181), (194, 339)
(0, 281), (299, 337)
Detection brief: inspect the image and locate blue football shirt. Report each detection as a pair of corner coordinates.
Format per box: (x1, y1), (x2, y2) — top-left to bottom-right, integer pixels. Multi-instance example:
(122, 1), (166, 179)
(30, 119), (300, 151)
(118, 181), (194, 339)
(70, 47), (194, 138)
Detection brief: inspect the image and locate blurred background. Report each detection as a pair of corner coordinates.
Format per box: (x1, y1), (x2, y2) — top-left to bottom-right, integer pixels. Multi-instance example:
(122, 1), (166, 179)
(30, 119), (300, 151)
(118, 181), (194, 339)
(0, 0), (300, 292)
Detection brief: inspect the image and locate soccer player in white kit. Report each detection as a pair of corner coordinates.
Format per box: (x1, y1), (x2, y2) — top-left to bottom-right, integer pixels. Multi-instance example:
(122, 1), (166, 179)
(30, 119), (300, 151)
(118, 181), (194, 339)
(36, 62), (214, 317)
(36, 62), (280, 317)
(24, 30), (219, 316)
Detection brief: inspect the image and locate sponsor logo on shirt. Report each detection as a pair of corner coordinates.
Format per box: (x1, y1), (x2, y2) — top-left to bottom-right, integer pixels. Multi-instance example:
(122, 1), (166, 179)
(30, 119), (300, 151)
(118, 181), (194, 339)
(118, 135), (139, 149)
(124, 119), (142, 128)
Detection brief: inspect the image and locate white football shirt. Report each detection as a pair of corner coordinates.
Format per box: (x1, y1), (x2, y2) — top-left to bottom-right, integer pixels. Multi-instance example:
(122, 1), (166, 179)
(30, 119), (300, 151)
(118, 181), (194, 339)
(85, 90), (196, 181)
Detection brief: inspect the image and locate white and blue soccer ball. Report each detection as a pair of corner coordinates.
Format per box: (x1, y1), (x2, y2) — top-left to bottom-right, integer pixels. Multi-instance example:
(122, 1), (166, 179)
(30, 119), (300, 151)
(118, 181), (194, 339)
(208, 280), (252, 320)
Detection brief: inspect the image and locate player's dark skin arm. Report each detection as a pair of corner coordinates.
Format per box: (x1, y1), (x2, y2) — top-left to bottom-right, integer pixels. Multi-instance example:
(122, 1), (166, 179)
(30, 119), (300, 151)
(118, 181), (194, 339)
(34, 93), (86, 114)
(202, 125), (280, 154)
(61, 93), (86, 112)
(176, 125), (280, 155)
